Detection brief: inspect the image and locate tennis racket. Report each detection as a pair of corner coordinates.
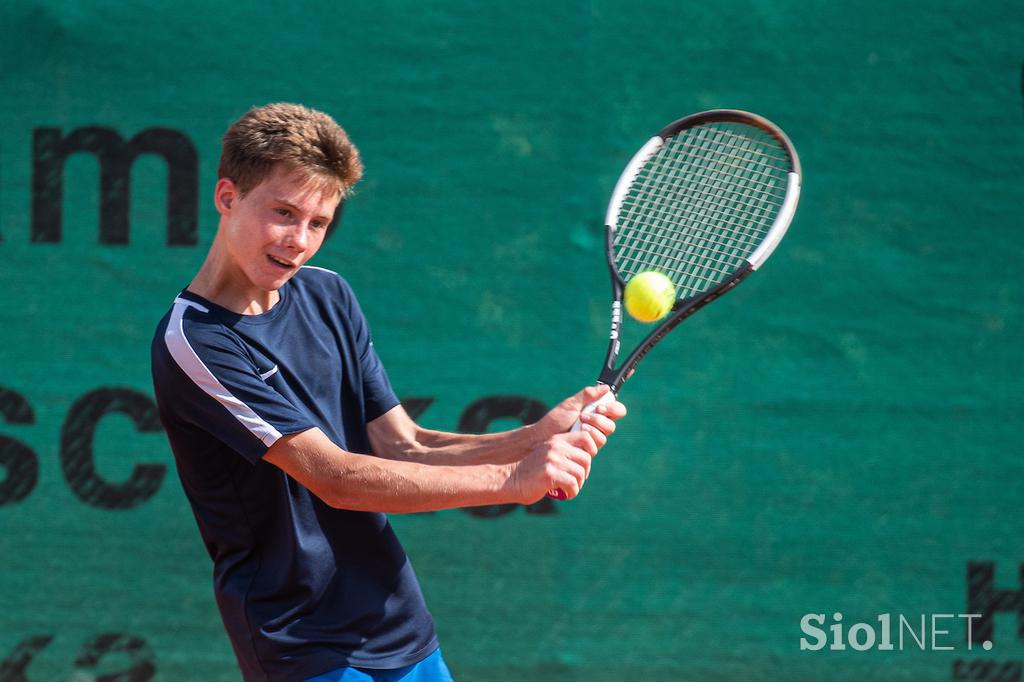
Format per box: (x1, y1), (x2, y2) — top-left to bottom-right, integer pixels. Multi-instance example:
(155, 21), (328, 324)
(550, 109), (802, 499)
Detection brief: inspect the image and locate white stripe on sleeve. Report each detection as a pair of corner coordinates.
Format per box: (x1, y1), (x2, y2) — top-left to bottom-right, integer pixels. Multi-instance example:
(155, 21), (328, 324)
(164, 297), (282, 447)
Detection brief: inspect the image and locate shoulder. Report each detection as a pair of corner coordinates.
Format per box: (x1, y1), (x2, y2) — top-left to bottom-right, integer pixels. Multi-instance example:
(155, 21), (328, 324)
(156, 295), (236, 345)
(151, 295), (249, 373)
(292, 265), (359, 307)
(293, 265), (353, 292)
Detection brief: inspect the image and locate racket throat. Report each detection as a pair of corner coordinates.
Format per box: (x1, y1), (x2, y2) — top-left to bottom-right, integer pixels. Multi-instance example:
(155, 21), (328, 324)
(598, 299), (624, 389)
(596, 369), (620, 392)
(601, 262), (757, 391)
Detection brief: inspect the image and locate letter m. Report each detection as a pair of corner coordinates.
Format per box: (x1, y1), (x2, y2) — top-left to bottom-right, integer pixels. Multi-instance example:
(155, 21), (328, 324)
(32, 127), (198, 244)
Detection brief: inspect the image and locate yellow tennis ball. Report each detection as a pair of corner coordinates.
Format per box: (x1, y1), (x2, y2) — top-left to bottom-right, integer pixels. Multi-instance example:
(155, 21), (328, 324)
(624, 271), (676, 322)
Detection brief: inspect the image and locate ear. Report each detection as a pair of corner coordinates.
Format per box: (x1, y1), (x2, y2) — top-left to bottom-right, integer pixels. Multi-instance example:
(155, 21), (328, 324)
(214, 178), (239, 215)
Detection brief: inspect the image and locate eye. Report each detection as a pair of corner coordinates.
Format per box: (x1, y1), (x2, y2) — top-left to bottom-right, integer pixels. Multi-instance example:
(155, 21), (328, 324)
(275, 207), (291, 218)
(311, 220), (327, 230)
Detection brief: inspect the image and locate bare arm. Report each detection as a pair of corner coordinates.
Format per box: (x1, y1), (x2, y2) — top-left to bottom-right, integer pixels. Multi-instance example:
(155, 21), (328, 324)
(264, 426), (597, 513)
(366, 405), (544, 465)
(367, 385), (626, 466)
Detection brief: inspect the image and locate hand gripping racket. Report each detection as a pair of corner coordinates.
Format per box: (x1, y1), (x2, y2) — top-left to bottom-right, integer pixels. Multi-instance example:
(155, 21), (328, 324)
(550, 109), (802, 499)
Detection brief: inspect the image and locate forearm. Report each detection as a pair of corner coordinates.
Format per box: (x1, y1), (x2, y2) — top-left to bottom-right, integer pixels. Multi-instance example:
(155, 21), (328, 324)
(329, 454), (515, 513)
(365, 393), (622, 467)
(266, 429), (519, 513)
(378, 423), (547, 466)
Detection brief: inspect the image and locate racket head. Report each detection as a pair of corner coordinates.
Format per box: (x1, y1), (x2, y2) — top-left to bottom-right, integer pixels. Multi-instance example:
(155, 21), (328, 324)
(597, 110), (802, 388)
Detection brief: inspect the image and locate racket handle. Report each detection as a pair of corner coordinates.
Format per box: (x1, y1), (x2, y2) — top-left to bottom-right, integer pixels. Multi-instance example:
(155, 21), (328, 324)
(569, 390), (617, 433)
(547, 389), (618, 499)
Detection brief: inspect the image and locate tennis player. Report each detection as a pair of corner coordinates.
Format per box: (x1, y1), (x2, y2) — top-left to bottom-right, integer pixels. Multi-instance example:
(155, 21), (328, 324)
(150, 103), (625, 682)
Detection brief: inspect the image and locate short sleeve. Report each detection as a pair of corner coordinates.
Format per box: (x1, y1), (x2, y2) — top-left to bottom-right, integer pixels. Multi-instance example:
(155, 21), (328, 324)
(338, 280), (400, 422)
(359, 339), (399, 421)
(152, 299), (317, 463)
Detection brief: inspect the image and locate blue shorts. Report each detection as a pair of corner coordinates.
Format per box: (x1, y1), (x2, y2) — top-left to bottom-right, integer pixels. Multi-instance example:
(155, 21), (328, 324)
(303, 649), (454, 682)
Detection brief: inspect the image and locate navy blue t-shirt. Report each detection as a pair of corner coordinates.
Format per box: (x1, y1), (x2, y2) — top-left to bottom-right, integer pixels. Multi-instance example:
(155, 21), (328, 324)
(150, 266), (437, 681)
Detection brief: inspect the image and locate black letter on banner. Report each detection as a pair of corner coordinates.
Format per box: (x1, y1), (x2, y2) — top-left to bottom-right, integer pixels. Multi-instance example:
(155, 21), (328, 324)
(32, 127), (198, 245)
(75, 633), (155, 682)
(402, 397), (434, 421)
(966, 561), (1024, 646)
(457, 396), (555, 518)
(0, 387), (38, 507)
(0, 635), (53, 682)
(60, 388), (165, 509)
(951, 659), (1024, 681)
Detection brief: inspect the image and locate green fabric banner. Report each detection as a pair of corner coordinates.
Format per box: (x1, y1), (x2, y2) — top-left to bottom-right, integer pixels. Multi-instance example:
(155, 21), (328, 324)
(1, 1), (1022, 679)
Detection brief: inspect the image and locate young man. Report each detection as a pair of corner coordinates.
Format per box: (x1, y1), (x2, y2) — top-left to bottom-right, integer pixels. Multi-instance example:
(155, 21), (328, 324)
(150, 103), (625, 681)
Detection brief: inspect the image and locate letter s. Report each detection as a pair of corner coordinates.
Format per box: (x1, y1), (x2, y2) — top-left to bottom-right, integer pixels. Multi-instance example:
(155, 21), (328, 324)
(800, 613), (827, 651)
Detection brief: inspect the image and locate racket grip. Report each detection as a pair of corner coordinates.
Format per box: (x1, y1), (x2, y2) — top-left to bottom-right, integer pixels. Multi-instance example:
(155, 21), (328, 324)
(569, 391), (617, 433)
(547, 389), (618, 499)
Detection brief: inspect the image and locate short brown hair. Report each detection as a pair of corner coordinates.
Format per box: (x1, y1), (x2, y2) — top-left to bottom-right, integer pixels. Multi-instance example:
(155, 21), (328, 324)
(218, 103), (363, 198)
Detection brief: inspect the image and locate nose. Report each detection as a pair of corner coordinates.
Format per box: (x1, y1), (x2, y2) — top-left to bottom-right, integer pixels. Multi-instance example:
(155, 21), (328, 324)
(284, 223), (311, 252)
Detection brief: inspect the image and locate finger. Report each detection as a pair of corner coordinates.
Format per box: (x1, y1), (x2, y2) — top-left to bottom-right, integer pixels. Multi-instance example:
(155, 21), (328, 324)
(577, 452), (592, 481)
(593, 400), (627, 420)
(552, 470), (581, 499)
(561, 446), (593, 480)
(562, 458), (588, 489)
(580, 411), (616, 437)
(580, 383), (611, 405)
(580, 423), (607, 449)
(564, 430), (598, 456)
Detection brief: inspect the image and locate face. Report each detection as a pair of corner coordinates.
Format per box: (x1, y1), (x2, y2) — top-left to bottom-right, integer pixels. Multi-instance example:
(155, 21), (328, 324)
(214, 165), (341, 299)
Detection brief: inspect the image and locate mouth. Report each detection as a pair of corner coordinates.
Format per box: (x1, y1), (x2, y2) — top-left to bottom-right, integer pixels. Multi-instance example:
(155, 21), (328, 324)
(267, 254), (296, 271)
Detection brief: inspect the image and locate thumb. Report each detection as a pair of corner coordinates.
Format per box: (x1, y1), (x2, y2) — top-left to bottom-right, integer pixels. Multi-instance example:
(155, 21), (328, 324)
(577, 383), (611, 407)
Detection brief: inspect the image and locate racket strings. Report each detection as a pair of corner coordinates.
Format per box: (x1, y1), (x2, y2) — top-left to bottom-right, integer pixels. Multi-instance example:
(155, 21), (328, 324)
(620, 128), (785, 289)
(614, 123), (790, 298)
(625, 127), (784, 281)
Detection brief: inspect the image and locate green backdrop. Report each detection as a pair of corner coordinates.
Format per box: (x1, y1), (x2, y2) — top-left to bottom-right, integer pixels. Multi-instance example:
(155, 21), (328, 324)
(1, 1), (1023, 680)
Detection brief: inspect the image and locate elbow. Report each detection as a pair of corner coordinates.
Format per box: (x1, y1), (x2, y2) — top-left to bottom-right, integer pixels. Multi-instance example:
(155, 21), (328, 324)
(316, 479), (386, 513)
(320, 491), (372, 512)
(321, 490), (349, 510)
(317, 481), (367, 511)
(301, 469), (365, 511)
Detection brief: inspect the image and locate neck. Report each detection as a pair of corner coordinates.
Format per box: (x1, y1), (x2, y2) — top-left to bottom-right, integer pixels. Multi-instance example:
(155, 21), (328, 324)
(188, 233), (280, 315)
